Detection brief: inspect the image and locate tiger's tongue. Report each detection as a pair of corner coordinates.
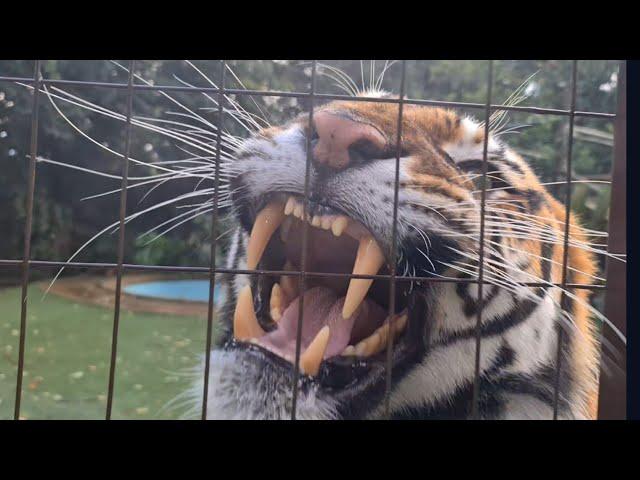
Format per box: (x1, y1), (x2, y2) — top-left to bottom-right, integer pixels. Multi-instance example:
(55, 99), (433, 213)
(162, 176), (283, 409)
(257, 286), (387, 360)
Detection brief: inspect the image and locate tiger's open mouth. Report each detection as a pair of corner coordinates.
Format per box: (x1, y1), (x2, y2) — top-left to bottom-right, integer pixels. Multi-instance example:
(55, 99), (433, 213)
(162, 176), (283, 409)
(231, 193), (410, 381)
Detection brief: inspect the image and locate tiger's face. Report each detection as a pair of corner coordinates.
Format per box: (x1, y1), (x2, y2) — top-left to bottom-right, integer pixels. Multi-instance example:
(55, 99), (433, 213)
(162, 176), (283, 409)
(199, 93), (598, 420)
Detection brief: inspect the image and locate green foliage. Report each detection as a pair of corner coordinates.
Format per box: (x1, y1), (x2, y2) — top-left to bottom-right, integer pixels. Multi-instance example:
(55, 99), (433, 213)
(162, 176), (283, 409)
(132, 233), (208, 266)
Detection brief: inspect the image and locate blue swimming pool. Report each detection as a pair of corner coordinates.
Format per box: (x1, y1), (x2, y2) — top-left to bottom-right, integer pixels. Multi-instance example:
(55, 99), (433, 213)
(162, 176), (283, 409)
(123, 280), (224, 304)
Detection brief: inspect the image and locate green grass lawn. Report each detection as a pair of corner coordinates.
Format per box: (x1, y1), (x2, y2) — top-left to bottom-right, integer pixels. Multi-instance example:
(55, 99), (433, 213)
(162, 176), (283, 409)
(0, 283), (219, 420)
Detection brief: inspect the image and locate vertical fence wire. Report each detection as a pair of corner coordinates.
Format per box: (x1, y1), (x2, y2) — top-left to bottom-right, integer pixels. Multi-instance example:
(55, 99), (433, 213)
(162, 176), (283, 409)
(105, 60), (136, 420)
(290, 60), (317, 420)
(470, 60), (494, 419)
(383, 60), (407, 419)
(13, 60), (41, 420)
(552, 60), (578, 420)
(550, 80), (574, 198)
(201, 61), (226, 420)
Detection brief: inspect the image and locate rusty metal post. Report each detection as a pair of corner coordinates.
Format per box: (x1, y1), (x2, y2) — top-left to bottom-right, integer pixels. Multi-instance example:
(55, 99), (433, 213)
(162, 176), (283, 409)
(597, 61), (626, 420)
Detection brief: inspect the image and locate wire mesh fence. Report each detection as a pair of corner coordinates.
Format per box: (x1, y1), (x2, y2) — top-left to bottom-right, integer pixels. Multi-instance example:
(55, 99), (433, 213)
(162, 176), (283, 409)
(0, 60), (627, 420)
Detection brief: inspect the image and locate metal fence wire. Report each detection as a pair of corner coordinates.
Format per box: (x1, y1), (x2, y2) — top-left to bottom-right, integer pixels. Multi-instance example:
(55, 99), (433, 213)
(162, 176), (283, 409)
(0, 60), (627, 420)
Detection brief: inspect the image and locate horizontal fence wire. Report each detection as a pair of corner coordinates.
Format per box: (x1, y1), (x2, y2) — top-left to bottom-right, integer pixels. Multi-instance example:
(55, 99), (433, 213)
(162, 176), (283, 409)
(0, 75), (616, 119)
(0, 259), (607, 289)
(1, 61), (623, 420)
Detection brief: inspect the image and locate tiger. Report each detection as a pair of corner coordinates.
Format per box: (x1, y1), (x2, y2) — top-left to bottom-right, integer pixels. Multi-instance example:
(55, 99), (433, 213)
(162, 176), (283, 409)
(192, 90), (602, 420)
(33, 62), (607, 420)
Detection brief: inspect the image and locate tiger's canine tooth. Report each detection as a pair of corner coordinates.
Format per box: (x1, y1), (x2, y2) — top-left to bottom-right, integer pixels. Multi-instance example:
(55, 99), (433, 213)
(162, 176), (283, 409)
(376, 322), (391, 349)
(246, 201), (285, 270)
(299, 326), (330, 376)
(342, 236), (386, 319)
(293, 203), (304, 219)
(284, 196), (296, 216)
(366, 333), (382, 356)
(233, 285), (265, 341)
(331, 216), (348, 236)
(270, 283), (285, 322)
(393, 314), (408, 334)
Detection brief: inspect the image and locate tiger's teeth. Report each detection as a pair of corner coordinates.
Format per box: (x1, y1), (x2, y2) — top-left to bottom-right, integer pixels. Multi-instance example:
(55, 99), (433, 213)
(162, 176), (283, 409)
(354, 338), (369, 357)
(350, 314), (408, 358)
(284, 196), (296, 216)
(311, 215), (321, 227)
(293, 203), (304, 219)
(341, 345), (356, 356)
(299, 326), (330, 376)
(342, 236), (386, 319)
(331, 216), (348, 236)
(356, 332), (381, 357)
(270, 283), (285, 322)
(233, 285), (265, 341)
(376, 322), (391, 348)
(246, 201), (285, 270)
(393, 314), (408, 334)
(321, 217), (333, 230)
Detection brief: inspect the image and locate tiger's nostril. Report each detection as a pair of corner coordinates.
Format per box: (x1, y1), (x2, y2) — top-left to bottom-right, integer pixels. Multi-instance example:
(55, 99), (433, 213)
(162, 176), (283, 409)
(312, 111), (387, 171)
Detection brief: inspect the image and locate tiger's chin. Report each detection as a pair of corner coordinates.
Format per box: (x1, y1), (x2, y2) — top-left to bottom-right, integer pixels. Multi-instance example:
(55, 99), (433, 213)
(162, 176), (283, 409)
(202, 348), (340, 420)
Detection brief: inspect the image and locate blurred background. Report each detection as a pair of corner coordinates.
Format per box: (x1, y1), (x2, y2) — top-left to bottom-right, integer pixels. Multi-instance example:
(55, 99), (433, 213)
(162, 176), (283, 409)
(0, 60), (620, 419)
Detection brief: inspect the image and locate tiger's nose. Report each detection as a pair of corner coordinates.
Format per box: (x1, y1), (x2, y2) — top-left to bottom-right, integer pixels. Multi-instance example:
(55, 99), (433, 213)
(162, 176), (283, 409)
(312, 111), (387, 171)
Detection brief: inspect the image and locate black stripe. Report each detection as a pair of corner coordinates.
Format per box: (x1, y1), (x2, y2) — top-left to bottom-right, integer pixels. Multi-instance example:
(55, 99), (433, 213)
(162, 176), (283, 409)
(455, 280), (500, 317)
(457, 159), (510, 189)
(486, 341), (516, 376)
(501, 157), (525, 175)
(497, 373), (555, 405)
(436, 294), (542, 347)
(405, 234), (461, 278)
(537, 241), (553, 298)
(390, 342), (515, 419)
(523, 189), (544, 211)
(433, 143), (457, 168)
